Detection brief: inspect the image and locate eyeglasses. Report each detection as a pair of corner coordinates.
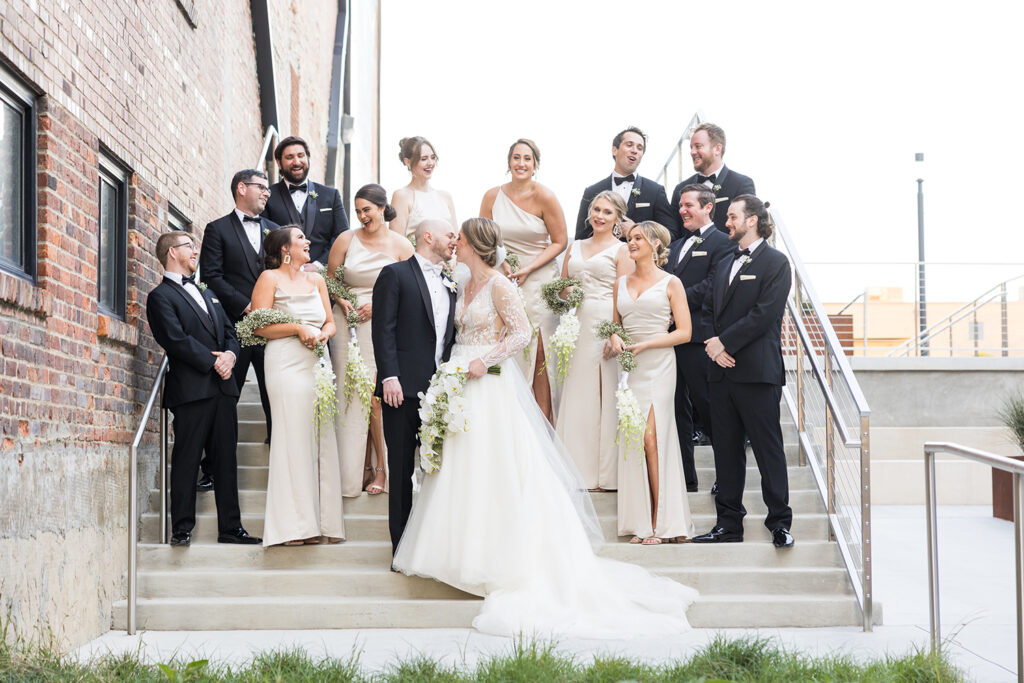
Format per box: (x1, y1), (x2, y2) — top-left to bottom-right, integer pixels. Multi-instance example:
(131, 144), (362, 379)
(171, 241), (197, 250)
(243, 182), (271, 194)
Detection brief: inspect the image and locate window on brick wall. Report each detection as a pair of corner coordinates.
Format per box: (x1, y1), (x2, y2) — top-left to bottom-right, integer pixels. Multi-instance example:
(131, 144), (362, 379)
(168, 203), (192, 233)
(98, 151), (128, 318)
(0, 63), (37, 281)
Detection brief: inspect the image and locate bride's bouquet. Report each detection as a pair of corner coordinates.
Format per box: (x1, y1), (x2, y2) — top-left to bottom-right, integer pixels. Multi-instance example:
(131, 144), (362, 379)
(596, 320), (645, 458)
(321, 265), (374, 425)
(417, 361), (471, 474)
(540, 277), (585, 384)
(236, 308), (338, 435)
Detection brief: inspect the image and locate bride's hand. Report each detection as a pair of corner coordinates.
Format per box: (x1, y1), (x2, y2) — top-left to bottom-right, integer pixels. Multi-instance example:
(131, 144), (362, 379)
(467, 358), (487, 379)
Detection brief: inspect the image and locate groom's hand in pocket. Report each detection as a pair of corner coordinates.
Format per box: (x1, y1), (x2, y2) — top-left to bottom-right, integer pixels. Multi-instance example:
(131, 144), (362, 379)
(382, 377), (404, 407)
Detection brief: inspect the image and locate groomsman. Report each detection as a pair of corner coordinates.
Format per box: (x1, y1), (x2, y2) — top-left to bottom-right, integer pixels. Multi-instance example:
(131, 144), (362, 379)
(670, 123), (756, 236)
(262, 135), (349, 268)
(199, 170), (280, 463)
(692, 195), (794, 548)
(146, 232), (261, 546)
(575, 126), (678, 241)
(372, 219), (458, 556)
(664, 184), (733, 491)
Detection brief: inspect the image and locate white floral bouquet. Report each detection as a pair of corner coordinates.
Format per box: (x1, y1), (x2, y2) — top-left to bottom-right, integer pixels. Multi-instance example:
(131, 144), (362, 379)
(320, 265), (374, 425)
(417, 360), (471, 474)
(540, 277), (584, 384)
(596, 320), (645, 458)
(236, 308), (338, 436)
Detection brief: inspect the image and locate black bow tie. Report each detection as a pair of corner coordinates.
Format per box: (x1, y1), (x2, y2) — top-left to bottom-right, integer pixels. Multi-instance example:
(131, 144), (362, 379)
(181, 274), (197, 287)
(241, 215), (261, 223)
(613, 174), (636, 185)
(288, 183), (308, 193)
(698, 173), (718, 184)
(733, 247), (751, 260)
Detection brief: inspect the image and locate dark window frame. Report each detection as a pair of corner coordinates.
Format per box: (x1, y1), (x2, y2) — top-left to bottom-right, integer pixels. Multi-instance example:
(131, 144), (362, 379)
(0, 62), (38, 283)
(97, 149), (128, 319)
(168, 203), (192, 234)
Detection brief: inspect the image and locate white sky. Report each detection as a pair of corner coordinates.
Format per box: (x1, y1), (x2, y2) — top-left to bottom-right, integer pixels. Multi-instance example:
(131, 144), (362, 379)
(378, 0), (1024, 303)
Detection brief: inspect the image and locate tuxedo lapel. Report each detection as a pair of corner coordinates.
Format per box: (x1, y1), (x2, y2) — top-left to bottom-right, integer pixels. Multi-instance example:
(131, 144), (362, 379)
(721, 241), (767, 308)
(168, 280), (216, 338)
(626, 176), (641, 214)
(408, 259), (435, 335)
(201, 287), (225, 347)
(301, 181), (318, 233)
(713, 259), (731, 319)
(230, 213), (261, 280)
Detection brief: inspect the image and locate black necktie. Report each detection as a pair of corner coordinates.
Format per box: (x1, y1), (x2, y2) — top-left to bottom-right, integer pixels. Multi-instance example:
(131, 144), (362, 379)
(733, 247), (750, 260)
(242, 215), (261, 223)
(181, 273), (197, 287)
(288, 183), (308, 193)
(698, 173), (718, 184)
(613, 174), (636, 185)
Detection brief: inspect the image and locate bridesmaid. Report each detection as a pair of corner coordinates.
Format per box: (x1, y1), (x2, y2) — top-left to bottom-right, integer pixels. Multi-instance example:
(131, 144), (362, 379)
(327, 184), (414, 497)
(556, 191), (631, 492)
(480, 138), (568, 421)
(251, 226), (345, 546)
(390, 136), (457, 239)
(609, 221), (695, 545)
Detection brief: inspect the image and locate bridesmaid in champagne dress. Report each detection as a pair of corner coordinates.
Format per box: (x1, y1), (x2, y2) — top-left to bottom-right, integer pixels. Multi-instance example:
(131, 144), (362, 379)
(390, 136), (458, 240)
(480, 138), (568, 421)
(250, 227), (345, 546)
(327, 184), (414, 497)
(555, 191), (631, 491)
(609, 221), (696, 545)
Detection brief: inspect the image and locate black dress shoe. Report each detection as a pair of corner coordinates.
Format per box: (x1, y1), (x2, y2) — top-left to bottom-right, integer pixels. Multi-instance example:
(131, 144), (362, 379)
(196, 474), (214, 492)
(686, 485), (698, 493)
(771, 527), (795, 548)
(692, 430), (712, 446)
(169, 531), (191, 547)
(710, 482), (719, 496)
(691, 526), (743, 543)
(218, 527), (262, 544)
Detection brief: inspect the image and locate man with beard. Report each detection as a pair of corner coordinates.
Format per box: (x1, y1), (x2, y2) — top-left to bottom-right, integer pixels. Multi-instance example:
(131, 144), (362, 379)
(575, 126), (678, 241)
(263, 136), (349, 268)
(670, 123), (755, 236)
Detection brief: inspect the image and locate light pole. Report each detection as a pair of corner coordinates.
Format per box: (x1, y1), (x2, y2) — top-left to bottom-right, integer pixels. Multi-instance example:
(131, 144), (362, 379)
(916, 153), (928, 356)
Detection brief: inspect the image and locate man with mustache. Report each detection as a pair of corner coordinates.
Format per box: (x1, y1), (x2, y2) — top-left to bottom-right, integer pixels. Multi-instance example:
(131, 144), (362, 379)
(263, 136), (349, 269)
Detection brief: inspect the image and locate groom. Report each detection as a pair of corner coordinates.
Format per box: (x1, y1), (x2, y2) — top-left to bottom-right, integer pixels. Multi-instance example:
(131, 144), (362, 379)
(372, 219), (458, 555)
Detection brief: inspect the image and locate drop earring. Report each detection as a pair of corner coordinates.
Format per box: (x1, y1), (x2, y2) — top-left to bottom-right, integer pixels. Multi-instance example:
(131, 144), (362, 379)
(283, 253), (291, 265)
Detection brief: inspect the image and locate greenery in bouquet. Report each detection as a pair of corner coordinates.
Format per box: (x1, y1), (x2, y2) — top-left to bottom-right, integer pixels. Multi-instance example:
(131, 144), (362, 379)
(504, 252), (521, 272)
(595, 320), (637, 373)
(540, 277), (584, 316)
(416, 360), (471, 474)
(342, 331), (374, 425)
(541, 278), (585, 384)
(615, 385), (646, 458)
(318, 264), (358, 308)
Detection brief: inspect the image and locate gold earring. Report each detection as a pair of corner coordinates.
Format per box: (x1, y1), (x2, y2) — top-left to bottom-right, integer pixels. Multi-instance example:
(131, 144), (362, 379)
(283, 253), (291, 265)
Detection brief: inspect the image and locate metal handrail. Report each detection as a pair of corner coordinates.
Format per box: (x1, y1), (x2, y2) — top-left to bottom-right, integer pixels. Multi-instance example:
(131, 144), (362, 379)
(924, 442), (1023, 682)
(257, 125), (281, 182)
(654, 110), (704, 188)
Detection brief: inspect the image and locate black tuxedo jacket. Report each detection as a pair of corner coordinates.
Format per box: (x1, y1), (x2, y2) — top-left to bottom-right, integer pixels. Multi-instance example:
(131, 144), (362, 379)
(664, 227), (733, 344)
(199, 212), (281, 322)
(574, 174), (678, 241)
(146, 278), (241, 409)
(670, 165), (756, 235)
(371, 258), (457, 399)
(263, 180), (349, 265)
(702, 241), (791, 385)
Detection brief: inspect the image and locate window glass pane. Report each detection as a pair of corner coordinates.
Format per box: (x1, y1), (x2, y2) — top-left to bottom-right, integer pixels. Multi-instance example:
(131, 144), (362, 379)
(0, 98), (23, 268)
(99, 177), (117, 312)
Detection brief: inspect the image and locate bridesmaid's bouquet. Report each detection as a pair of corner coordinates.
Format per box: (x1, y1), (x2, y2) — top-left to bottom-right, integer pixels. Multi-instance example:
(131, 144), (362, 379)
(236, 308), (339, 435)
(319, 265), (358, 308)
(596, 320), (645, 458)
(321, 265), (374, 425)
(540, 277), (585, 384)
(417, 361), (471, 474)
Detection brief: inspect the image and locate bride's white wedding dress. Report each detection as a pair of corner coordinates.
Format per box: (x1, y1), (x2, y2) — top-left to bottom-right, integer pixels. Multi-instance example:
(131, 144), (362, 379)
(392, 273), (698, 638)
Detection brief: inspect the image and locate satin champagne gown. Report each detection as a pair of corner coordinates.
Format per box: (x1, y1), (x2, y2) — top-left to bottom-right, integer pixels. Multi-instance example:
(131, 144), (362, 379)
(490, 188), (559, 400)
(262, 288), (345, 546)
(615, 275), (695, 540)
(555, 240), (620, 490)
(331, 232), (396, 497)
(405, 188), (453, 239)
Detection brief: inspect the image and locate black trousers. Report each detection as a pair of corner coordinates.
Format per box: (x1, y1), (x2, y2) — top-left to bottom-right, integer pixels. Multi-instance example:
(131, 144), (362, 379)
(673, 343), (713, 489)
(202, 344), (270, 476)
(170, 394), (241, 534)
(709, 380), (792, 534)
(382, 396), (422, 555)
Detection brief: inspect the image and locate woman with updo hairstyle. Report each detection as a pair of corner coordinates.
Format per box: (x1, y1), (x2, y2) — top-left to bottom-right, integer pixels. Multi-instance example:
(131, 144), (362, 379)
(327, 184), (414, 497)
(479, 138), (568, 423)
(555, 190), (632, 492)
(607, 220), (696, 545)
(249, 225), (345, 546)
(390, 136), (458, 239)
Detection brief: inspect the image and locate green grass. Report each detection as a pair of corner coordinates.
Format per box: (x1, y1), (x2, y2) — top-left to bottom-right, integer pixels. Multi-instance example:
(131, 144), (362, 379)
(0, 633), (963, 682)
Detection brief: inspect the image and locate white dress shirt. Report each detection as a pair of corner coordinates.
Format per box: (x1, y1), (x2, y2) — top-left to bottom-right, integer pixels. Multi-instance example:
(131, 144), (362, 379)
(611, 171), (635, 203)
(163, 271), (209, 314)
(287, 180), (309, 214)
(699, 163), (725, 188)
(729, 237), (763, 284)
(414, 253), (451, 366)
(675, 223), (714, 268)
(234, 209), (261, 253)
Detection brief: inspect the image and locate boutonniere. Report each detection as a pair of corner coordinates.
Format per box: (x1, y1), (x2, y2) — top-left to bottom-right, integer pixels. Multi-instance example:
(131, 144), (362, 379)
(308, 190), (318, 199)
(262, 227), (270, 236)
(692, 236), (704, 245)
(631, 188), (641, 197)
(741, 255), (752, 266)
(198, 282), (208, 292)
(712, 184), (722, 193)
(442, 273), (458, 293)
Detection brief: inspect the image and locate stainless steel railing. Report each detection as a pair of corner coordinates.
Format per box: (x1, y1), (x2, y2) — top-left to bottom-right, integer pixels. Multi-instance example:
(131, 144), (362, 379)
(924, 442), (1023, 682)
(654, 110), (704, 190)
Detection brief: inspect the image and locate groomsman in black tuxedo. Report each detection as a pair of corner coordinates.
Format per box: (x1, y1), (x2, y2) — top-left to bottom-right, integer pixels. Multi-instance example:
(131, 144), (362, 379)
(575, 126), (678, 241)
(670, 123), (756, 236)
(146, 232), (261, 546)
(262, 136), (349, 268)
(692, 195), (794, 548)
(372, 219), (458, 556)
(199, 170), (280, 465)
(664, 184), (733, 491)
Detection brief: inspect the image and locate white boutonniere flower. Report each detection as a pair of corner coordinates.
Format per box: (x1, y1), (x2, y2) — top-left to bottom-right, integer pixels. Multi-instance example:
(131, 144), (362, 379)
(741, 255), (753, 266)
(712, 184), (722, 193)
(442, 274), (458, 294)
(262, 227), (270, 236)
(693, 236), (704, 245)
(197, 282), (208, 292)
(631, 188), (641, 197)
(308, 190), (319, 199)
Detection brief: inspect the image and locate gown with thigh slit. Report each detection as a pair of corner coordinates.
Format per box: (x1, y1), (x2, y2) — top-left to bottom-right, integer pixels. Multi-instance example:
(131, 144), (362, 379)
(392, 273), (697, 638)
(615, 274), (695, 540)
(262, 287), (345, 546)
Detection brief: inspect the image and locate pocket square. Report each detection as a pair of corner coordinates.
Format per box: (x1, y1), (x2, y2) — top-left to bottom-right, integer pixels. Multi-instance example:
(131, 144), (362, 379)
(636, 202), (650, 208)
(692, 251), (707, 257)
(211, 298), (220, 303)
(319, 207), (331, 212)
(740, 274), (756, 281)
(714, 196), (729, 203)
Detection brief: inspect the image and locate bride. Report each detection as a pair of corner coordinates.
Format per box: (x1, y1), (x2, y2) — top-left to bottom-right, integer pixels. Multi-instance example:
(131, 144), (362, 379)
(392, 217), (698, 638)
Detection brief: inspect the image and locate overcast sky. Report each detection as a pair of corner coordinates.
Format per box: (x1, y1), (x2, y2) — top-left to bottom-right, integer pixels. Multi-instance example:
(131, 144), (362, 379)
(378, 0), (1024, 302)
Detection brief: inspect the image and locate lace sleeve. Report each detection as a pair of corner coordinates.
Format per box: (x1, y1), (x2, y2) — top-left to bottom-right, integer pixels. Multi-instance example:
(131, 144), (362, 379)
(478, 277), (533, 367)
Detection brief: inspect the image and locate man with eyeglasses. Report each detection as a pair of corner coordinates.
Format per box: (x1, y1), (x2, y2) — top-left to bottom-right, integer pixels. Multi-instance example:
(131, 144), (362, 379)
(199, 170), (281, 471)
(146, 231), (261, 546)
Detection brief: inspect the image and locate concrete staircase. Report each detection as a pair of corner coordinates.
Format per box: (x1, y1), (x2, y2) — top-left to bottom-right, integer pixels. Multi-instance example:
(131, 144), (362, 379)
(114, 383), (875, 630)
